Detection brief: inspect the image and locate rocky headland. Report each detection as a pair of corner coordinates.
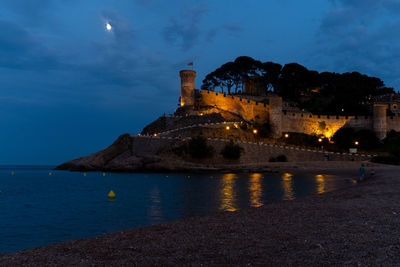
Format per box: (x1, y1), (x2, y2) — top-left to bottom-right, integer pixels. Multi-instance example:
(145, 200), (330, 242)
(56, 112), (376, 172)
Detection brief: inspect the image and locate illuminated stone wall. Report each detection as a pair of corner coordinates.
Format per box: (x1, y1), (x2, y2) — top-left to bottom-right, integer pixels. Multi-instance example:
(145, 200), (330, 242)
(281, 113), (372, 138)
(199, 90), (270, 122)
(197, 90), (398, 139)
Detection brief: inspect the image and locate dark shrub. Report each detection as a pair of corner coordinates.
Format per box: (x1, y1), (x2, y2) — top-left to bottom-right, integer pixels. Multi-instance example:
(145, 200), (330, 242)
(332, 127), (380, 150)
(282, 132), (318, 147)
(276, 155), (288, 162)
(383, 130), (400, 157)
(354, 129), (380, 150)
(188, 136), (214, 158)
(269, 155), (287, 162)
(371, 155), (400, 165)
(331, 127), (355, 149)
(257, 122), (272, 138)
(221, 141), (244, 159)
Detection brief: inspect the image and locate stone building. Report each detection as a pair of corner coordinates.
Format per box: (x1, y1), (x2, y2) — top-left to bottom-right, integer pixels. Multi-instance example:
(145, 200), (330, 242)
(179, 69), (399, 139)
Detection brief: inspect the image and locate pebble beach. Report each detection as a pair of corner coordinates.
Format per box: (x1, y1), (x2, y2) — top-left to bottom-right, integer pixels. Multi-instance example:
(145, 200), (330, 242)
(1, 162), (399, 266)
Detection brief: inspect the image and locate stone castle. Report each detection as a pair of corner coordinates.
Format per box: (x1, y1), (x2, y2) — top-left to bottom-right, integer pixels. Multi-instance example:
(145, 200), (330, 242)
(180, 69), (400, 140)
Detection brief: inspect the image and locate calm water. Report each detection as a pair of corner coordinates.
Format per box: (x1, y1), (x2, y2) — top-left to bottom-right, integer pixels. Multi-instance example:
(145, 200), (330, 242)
(0, 166), (350, 253)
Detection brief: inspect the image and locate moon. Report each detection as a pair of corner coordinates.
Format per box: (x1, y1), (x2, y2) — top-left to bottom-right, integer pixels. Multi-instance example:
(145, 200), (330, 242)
(106, 23), (112, 31)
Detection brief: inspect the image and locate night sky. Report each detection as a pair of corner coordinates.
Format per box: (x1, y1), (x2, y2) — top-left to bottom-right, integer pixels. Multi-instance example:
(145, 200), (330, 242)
(1, 0), (399, 164)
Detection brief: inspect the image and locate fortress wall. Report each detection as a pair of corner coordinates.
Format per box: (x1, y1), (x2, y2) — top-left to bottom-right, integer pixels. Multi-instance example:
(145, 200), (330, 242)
(131, 136), (370, 164)
(199, 90), (269, 122)
(198, 90), (393, 138)
(282, 113), (372, 137)
(386, 114), (400, 132)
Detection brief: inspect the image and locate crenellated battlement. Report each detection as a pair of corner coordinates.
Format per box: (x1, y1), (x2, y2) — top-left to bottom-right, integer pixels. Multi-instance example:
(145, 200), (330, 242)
(180, 69), (397, 139)
(200, 90), (270, 122)
(204, 90), (267, 107)
(282, 112), (373, 121)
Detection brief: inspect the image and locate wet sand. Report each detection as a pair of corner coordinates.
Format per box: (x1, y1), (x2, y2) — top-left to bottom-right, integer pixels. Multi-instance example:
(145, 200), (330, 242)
(1, 163), (400, 266)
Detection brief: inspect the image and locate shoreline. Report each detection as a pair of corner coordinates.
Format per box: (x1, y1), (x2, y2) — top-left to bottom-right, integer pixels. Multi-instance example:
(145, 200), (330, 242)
(1, 164), (399, 265)
(54, 160), (383, 174)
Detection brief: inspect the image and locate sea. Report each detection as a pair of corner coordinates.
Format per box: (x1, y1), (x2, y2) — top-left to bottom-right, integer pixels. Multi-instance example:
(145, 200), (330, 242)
(0, 165), (351, 253)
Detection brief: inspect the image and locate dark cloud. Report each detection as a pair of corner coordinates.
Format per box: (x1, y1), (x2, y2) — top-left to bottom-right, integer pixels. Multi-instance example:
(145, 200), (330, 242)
(223, 23), (243, 37)
(163, 3), (245, 50)
(163, 5), (208, 51)
(0, 9), (174, 108)
(0, 20), (60, 70)
(2, 0), (53, 16)
(313, 0), (400, 89)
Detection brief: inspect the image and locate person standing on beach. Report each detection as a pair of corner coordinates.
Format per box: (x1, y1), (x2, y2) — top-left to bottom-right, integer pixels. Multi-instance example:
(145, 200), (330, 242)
(370, 168), (375, 176)
(359, 164), (365, 181)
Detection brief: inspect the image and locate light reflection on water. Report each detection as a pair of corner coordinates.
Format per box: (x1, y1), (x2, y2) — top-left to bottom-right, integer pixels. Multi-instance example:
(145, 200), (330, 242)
(281, 172), (295, 200)
(220, 173), (238, 212)
(0, 167), (350, 253)
(249, 173), (263, 208)
(316, 174), (326, 194)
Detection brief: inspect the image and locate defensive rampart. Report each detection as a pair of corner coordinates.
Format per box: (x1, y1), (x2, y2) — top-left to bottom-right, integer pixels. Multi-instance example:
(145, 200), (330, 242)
(199, 90), (270, 122)
(281, 112), (372, 137)
(386, 114), (400, 132)
(133, 135), (373, 163)
(198, 90), (397, 139)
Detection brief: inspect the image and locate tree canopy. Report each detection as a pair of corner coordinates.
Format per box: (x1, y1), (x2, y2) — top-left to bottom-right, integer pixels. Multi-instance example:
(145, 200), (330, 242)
(201, 56), (394, 115)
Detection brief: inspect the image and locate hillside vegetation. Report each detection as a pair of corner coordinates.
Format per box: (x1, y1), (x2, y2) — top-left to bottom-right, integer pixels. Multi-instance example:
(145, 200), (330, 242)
(202, 56), (394, 115)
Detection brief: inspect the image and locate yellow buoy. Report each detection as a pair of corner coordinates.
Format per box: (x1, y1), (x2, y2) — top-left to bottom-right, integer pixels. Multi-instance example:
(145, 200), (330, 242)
(108, 190), (116, 199)
(11, 171), (14, 176)
(102, 172), (106, 176)
(83, 172), (87, 177)
(49, 172), (52, 176)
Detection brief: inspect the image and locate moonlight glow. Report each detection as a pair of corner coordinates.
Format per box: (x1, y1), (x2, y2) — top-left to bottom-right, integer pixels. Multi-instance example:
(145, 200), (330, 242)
(105, 23), (112, 31)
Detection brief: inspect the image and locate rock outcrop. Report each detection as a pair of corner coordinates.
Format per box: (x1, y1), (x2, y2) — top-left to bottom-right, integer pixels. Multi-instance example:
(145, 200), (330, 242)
(56, 131), (372, 172)
(55, 134), (167, 172)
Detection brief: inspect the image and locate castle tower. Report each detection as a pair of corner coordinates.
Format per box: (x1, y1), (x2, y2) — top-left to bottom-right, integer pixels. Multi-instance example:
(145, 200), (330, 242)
(180, 70), (196, 107)
(373, 103), (387, 140)
(268, 96), (283, 138)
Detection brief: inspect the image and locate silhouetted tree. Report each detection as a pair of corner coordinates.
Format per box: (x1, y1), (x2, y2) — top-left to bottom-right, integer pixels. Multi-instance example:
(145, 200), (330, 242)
(201, 57), (395, 115)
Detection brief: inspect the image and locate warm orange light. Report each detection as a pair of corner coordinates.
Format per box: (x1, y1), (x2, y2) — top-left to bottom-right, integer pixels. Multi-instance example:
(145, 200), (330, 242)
(226, 126), (230, 130)
(153, 133), (157, 136)
(249, 173), (263, 208)
(253, 129), (258, 134)
(199, 113), (204, 116)
(315, 174), (326, 194)
(341, 108), (344, 112)
(325, 131), (332, 138)
(284, 133), (289, 138)
(220, 173), (238, 212)
(281, 173), (294, 200)
(318, 138), (322, 142)
(355, 141), (359, 146)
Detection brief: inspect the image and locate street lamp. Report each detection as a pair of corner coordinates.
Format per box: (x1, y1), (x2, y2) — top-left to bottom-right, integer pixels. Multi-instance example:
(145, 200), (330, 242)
(226, 126), (230, 130)
(284, 133), (289, 138)
(253, 129), (258, 134)
(355, 141), (359, 146)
